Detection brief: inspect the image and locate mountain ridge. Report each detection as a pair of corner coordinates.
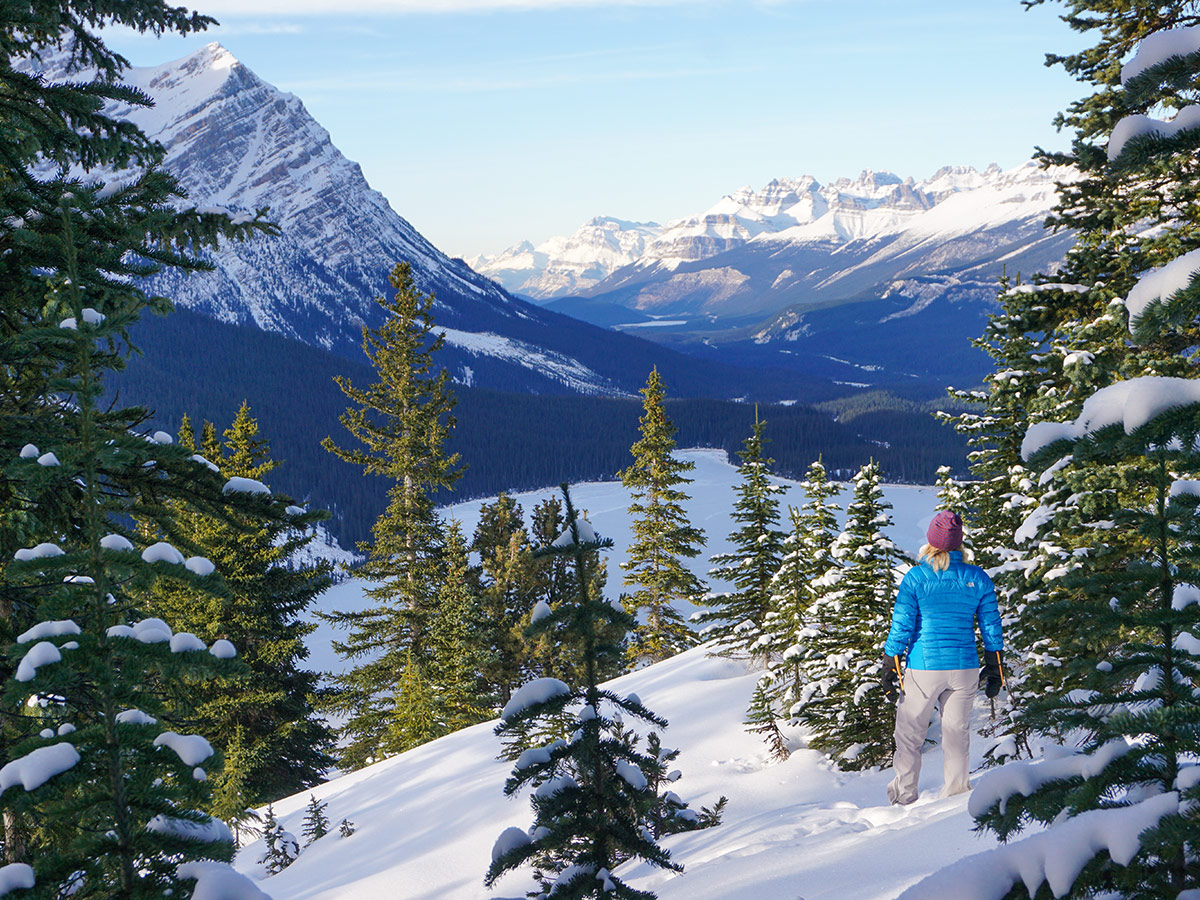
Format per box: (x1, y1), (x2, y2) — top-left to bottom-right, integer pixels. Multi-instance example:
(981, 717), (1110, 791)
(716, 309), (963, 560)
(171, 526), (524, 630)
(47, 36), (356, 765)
(465, 160), (1070, 326)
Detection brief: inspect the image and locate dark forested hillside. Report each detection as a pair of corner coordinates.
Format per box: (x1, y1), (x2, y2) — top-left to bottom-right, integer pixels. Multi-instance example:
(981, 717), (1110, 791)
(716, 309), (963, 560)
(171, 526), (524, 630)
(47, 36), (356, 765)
(108, 307), (967, 546)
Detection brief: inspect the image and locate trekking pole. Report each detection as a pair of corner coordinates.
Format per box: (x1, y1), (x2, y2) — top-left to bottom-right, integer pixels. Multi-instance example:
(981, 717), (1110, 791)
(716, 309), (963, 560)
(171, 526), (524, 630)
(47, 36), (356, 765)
(893, 656), (904, 703)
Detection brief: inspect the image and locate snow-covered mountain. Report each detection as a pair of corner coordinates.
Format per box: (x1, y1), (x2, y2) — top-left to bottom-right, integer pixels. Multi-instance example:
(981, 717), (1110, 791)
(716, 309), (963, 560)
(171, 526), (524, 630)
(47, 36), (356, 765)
(98, 44), (531, 352)
(24, 43), (780, 399)
(468, 216), (662, 299)
(471, 162), (1072, 323)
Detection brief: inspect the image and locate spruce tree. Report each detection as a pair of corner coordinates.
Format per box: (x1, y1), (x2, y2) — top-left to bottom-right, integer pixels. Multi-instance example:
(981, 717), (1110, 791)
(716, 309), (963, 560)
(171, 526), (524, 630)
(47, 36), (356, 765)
(617, 729), (725, 841)
(389, 651), (440, 751)
(0, 6), (274, 890)
(258, 804), (299, 875)
(301, 795), (330, 846)
(430, 520), (494, 733)
(958, 7), (1200, 897)
(322, 262), (462, 768)
(149, 402), (336, 806)
(0, 203), (270, 897)
(485, 485), (705, 900)
(744, 681), (791, 762)
(939, 272), (1099, 759)
(791, 461), (905, 770)
(754, 459), (842, 720)
(693, 411), (785, 658)
(471, 494), (536, 703)
(210, 725), (261, 847)
(618, 368), (705, 667)
(524, 496), (623, 692)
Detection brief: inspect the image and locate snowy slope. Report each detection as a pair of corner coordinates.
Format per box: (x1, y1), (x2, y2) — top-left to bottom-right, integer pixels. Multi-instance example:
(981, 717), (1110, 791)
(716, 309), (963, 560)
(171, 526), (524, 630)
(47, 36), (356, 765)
(258, 453), (1004, 900)
(244, 646), (1006, 900)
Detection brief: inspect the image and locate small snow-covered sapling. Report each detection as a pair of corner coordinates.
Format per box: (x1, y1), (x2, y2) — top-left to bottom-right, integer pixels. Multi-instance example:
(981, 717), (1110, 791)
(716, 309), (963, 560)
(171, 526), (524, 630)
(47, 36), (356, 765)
(301, 794), (330, 845)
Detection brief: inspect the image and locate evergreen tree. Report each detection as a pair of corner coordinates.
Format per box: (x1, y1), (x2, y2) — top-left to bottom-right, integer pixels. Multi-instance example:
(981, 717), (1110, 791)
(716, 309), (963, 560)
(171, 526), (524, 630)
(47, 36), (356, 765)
(524, 496), (577, 686)
(210, 725), (261, 848)
(258, 804), (299, 875)
(321, 262), (462, 768)
(0, 3), (270, 873)
(0, 5), (277, 886)
(958, 6), (1200, 897)
(618, 368), (705, 667)
(618, 730), (725, 841)
(430, 520), (494, 732)
(471, 494), (536, 702)
(149, 402), (336, 806)
(524, 496), (623, 691)
(744, 681), (790, 762)
(301, 795), (330, 846)
(485, 485), (706, 900)
(338, 818), (355, 838)
(754, 459), (842, 721)
(693, 411), (785, 658)
(389, 651), (440, 752)
(0, 202), (271, 897)
(791, 461), (905, 770)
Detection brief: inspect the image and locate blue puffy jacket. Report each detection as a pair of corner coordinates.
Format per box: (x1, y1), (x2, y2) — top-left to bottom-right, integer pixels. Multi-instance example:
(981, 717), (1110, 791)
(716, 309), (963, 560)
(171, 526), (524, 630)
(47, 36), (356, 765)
(883, 551), (1002, 670)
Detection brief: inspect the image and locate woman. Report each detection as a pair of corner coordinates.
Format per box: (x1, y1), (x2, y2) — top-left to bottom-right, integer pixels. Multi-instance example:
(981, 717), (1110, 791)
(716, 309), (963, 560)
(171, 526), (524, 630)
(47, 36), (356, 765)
(879, 510), (1003, 805)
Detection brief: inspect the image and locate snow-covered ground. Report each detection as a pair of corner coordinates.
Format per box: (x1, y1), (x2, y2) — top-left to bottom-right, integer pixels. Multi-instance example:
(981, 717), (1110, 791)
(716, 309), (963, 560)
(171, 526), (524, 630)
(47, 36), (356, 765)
(247, 645), (1005, 900)
(264, 449), (988, 900)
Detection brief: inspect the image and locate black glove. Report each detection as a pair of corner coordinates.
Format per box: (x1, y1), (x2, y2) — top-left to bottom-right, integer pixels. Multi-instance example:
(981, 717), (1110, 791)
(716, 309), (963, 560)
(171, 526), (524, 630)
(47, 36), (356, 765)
(982, 650), (1004, 699)
(881, 654), (903, 703)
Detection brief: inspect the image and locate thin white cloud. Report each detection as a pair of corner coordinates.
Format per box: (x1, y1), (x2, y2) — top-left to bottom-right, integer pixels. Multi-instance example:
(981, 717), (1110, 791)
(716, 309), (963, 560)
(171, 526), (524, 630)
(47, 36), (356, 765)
(211, 22), (305, 35)
(282, 61), (767, 93)
(99, 21), (303, 39)
(194, 0), (750, 14)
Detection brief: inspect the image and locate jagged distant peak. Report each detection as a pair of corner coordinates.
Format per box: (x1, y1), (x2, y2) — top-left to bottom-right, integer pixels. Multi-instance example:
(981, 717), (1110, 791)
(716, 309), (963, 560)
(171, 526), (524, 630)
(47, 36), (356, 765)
(149, 40), (240, 72)
(723, 175), (821, 207)
(156, 41), (242, 81)
(834, 168), (905, 190)
(583, 215), (661, 230)
(928, 163), (983, 179)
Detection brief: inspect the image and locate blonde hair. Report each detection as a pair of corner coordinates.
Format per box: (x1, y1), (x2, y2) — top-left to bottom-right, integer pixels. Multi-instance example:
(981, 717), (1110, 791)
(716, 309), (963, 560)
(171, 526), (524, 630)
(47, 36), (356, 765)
(918, 543), (972, 572)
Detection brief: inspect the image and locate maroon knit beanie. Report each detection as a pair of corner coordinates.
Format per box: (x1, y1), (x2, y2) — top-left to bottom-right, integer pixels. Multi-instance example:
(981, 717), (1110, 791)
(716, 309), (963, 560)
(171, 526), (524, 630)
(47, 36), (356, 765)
(926, 510), (963, 551)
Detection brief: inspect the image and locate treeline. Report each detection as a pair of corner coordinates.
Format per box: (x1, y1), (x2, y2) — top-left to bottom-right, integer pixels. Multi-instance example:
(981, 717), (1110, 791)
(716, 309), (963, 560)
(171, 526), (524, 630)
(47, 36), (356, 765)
(112, 307), (967, 546)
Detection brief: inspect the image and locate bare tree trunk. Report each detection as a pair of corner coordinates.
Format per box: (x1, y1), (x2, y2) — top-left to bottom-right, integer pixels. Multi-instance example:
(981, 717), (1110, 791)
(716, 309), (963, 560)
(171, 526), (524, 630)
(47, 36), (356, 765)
(4, 810), (26, 864)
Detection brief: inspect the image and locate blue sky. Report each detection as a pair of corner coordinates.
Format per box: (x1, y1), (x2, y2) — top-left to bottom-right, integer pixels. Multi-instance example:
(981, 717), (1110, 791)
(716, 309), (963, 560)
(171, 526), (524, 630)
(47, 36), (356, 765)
(104, 0), (1087, 258)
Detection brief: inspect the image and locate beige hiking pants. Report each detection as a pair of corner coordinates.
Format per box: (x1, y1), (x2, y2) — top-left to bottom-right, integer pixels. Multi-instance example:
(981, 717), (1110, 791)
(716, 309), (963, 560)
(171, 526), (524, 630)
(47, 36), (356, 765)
(886, 667), (977, 805)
